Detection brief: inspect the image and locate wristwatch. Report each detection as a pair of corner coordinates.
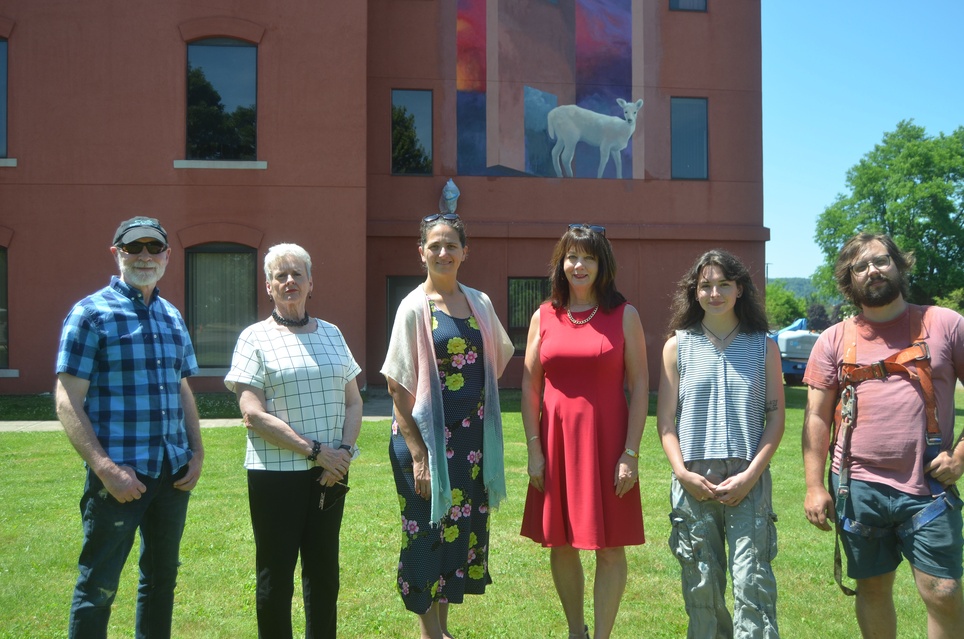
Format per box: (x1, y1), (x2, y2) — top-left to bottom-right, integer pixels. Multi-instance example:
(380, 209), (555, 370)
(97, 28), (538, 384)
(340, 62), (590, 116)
(339, 443), (356, 456)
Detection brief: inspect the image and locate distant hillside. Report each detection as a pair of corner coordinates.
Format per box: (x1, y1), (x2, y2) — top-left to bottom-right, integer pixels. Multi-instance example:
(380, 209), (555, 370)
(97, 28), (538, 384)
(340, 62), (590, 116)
(768, 277), (815, 299)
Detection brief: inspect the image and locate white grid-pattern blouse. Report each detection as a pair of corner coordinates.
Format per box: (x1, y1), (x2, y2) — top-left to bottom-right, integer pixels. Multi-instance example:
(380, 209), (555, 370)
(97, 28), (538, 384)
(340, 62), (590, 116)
(225, 319), (362, 471)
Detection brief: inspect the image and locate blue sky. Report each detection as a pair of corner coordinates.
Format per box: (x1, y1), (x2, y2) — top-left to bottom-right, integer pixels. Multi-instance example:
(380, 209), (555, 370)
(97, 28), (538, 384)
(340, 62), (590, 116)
(762, 1), (964, 279)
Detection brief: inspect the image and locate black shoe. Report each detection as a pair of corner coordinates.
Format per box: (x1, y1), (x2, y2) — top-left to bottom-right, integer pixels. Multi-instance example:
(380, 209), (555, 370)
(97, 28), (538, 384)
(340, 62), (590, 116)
(567, 626), (590, 639)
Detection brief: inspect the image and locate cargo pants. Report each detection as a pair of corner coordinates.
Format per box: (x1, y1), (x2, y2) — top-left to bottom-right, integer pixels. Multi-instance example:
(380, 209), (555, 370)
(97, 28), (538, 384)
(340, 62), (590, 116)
(668, 459), (779, 639)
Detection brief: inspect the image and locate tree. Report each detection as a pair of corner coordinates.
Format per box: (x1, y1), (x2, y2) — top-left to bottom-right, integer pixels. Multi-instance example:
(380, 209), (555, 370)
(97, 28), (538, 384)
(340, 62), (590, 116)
(765, 281), (806, 330)
(813, 121), (964, 304)
(806, 302), (831, 331)
(226, 105), (257, 161)
(187, 66), (256, 161)
(392, 105), (432, 174)
(935, 288), (964, 315)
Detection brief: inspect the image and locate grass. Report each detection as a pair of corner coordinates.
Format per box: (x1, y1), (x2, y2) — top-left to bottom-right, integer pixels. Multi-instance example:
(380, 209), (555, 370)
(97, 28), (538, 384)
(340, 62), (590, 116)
(1, 388), (961, 637)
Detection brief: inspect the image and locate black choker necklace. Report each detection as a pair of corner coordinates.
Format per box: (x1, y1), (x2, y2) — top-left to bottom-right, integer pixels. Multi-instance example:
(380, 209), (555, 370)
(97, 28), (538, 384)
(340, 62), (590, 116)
(272, 310), (310, 327)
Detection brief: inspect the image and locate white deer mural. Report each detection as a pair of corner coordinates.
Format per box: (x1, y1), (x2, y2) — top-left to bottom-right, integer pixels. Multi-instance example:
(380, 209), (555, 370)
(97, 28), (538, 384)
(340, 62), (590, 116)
(547, 98), (643, 179)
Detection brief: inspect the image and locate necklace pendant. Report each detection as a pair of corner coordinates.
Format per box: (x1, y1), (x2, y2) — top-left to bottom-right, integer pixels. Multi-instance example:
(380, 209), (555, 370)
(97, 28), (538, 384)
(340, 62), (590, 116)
(701, 321), (739, 342)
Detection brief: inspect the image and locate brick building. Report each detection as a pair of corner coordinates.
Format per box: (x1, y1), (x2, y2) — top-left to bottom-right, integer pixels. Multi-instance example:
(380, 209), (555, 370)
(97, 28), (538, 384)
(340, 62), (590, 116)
(0, 0), (765, 394)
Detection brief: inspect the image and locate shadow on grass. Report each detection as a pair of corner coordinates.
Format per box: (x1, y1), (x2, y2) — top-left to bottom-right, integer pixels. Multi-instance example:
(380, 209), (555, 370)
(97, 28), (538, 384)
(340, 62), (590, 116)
(0, 392), (243, 421)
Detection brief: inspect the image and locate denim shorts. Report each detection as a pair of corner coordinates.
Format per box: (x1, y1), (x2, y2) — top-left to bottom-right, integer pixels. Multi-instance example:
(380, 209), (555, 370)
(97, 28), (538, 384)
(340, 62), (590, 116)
(832, 474), (963, 580)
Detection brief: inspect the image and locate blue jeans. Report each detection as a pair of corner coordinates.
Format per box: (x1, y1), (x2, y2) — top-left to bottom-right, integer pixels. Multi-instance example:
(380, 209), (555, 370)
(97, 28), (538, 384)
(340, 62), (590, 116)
(69, 460), (191, 639)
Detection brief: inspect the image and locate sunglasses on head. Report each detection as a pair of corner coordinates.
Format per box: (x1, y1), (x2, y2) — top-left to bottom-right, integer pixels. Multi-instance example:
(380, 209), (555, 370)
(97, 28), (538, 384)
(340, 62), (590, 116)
(569, 223), (606, 237)
(117, 241), (167, 255)
(423, 213), (460, 223)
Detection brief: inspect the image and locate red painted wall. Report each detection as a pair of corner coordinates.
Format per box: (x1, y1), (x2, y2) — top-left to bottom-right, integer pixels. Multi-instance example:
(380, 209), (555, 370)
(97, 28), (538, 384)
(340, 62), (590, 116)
(1, 1), (765, 394)
(0, 1), (369, 393)
(365, 0), (765, 388)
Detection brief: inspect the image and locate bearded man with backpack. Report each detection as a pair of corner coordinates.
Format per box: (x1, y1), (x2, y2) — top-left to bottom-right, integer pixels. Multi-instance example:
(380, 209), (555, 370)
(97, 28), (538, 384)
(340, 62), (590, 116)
(803, 232), (964, 639)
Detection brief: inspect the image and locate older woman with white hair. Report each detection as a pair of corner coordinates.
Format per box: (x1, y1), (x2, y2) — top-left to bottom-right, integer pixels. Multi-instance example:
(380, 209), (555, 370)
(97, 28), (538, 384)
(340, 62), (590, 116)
(225, 243), (363, 639)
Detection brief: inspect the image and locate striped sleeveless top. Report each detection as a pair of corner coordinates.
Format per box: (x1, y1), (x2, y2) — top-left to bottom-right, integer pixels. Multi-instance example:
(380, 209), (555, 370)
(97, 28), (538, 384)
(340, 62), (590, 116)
(675, 329), (768, 463)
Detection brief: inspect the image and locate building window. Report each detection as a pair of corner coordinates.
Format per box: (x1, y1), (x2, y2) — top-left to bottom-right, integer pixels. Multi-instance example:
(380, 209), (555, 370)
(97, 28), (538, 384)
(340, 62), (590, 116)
(1, 38), (7, 158)
(670, 0), (707, 11)
(671, 97), (708, 179)
(386, 275), (425, 345)
(187, 38), (257, 161)
(186, 243), (258, 368)
(392, 89), (433, 175)
(0, 246), (7, 368)
(508, 277), (551, 355)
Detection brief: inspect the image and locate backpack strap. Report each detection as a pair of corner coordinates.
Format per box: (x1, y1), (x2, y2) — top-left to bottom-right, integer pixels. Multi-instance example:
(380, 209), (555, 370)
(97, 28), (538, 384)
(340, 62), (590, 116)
(833, 306), (939, 448)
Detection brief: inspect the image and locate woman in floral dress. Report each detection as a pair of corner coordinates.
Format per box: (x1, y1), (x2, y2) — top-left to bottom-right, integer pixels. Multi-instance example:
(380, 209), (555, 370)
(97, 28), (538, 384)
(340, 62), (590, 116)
(381, 213), (514, 639)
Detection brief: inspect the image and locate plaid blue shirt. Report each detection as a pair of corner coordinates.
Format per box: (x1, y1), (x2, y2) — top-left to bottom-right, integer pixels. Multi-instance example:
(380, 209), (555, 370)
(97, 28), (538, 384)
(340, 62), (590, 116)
(56, 276), (199, 477)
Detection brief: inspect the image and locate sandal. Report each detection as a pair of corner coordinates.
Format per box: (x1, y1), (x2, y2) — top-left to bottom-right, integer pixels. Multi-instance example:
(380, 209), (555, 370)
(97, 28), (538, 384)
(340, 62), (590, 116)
(567, 626), (590, 639)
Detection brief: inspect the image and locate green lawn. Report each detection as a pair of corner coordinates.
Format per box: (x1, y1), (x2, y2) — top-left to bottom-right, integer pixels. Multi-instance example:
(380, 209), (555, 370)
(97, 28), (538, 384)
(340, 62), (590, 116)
(1, 388), (960, 638)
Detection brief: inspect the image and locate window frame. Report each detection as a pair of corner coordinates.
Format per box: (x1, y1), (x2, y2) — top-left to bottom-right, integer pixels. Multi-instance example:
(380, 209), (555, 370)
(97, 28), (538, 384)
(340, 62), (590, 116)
(669, 0), (707, 11)
(671, 97), (709, 180)
(184, 242), (259, 371)
(507, 277), (552, 355)
(391, 89), (434, 176)
(386, 275), (426, 346)
(185, 37), (259, 162)
(0, 37), (7, 159)
(0, 245), (7, 369)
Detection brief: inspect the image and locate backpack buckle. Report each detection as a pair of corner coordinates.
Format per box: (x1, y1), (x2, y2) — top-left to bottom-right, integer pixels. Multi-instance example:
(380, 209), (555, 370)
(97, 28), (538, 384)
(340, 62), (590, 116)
(869, 361), (888, 379)
(911, 341), (930, 361)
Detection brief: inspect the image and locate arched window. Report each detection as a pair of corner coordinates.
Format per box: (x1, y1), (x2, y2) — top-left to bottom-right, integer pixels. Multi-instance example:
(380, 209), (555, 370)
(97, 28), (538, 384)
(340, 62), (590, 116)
(185, 242), (258, 369)
(187, 38), (258, 160)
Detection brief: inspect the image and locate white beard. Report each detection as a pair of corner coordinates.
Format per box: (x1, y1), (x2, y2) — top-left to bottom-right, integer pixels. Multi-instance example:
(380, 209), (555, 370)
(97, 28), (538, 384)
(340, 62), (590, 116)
(121, 260), (165, 289)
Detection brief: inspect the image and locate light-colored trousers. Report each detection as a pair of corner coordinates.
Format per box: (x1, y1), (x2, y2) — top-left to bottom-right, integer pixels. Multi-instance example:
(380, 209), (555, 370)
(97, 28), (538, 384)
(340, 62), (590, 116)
(668, 459), (780, 639)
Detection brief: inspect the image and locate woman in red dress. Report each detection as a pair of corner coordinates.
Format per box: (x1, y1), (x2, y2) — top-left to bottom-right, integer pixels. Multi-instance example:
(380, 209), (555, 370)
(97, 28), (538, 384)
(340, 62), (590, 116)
(520, 224), (649, 639)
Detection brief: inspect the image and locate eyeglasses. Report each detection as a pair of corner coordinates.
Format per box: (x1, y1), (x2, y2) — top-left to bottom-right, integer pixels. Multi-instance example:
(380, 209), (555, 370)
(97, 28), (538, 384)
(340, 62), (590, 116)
(318, 480), (350, 511)
(117, 241), (167, 255)
(423, 213), (460, 223)
(569, 223), (606, 237)
(850, 254), (891, 275)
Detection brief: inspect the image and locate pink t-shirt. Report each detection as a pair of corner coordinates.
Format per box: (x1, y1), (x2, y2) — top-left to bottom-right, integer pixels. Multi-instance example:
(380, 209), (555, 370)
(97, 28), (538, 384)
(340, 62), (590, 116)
(804, 305), (964, 495)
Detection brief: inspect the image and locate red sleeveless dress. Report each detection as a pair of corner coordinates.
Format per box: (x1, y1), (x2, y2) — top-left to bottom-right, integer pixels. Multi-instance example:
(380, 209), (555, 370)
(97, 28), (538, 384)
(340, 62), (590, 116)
(520, 302), (645, 549)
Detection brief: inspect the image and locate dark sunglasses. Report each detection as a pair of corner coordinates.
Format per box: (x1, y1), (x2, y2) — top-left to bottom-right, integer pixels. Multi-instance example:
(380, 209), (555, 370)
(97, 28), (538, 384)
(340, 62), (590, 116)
(117, 241), (167, 255)
(569, 223), (606, 237)
(318, 479), (350, 512)
(423, 213), (460, 223)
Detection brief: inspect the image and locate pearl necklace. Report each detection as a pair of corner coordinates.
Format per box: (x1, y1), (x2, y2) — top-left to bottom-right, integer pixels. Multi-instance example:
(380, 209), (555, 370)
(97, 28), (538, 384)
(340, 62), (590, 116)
(701, 321), (739, 343)
(567, 305), (599, 325)
(272, 310), (310, 327)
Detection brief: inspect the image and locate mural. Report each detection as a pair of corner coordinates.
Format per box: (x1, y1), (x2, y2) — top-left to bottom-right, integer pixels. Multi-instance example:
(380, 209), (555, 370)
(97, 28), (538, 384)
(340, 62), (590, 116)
(457, 0), (640, 179)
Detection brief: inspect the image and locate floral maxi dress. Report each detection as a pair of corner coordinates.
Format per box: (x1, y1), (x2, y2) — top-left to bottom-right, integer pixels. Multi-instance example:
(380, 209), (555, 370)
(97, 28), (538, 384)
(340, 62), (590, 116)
(389, 301), (491, 614)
